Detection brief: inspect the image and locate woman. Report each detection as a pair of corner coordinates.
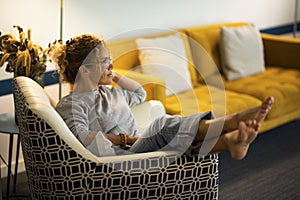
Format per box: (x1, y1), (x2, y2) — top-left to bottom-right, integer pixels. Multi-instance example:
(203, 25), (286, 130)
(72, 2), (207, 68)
(52, 34), (274, 160)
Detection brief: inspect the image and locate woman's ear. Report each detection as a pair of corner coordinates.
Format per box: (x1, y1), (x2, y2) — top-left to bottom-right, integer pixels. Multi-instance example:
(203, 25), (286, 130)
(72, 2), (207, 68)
(79, 65), (88, 74)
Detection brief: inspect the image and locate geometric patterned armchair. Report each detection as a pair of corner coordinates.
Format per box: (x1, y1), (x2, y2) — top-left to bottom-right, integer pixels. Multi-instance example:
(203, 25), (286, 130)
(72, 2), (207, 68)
(13, 76), (219, 200)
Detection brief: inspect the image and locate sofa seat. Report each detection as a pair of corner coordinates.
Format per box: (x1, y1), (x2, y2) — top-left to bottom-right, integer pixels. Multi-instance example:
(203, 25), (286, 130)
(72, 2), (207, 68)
(165, 85), (261, 118)
(223, 66), (300, 120)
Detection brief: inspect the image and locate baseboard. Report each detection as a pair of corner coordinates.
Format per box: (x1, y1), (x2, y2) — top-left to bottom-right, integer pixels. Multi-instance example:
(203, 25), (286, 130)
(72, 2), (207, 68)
(260, 22), (300, 35)
(1, 159), (26, 178)
(0, 70), (60, 96)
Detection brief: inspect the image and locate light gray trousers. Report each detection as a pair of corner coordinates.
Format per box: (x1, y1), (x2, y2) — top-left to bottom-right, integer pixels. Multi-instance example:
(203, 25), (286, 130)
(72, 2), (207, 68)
(115, 112), (214, 156)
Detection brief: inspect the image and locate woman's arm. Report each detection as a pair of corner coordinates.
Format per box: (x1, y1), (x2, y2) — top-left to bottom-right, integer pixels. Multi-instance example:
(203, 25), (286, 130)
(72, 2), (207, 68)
(104, 133), (138, 146)
(84, 131), (138, 147)
(112, 70), (147, 106)
(112, 70), (142, 91)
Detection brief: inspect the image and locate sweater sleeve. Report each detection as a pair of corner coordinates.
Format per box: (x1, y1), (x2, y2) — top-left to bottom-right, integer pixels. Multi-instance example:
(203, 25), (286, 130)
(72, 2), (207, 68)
(117, 85), (147, 107)
(56, 96), (90, 144)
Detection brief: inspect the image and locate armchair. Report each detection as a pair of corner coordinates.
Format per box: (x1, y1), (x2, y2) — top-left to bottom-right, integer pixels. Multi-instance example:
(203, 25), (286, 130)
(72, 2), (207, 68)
(13, 76), (219, 200)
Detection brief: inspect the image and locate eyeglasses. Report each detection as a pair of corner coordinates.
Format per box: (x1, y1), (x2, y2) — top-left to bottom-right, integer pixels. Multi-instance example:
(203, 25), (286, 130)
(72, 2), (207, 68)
(100, 56), (113, 68)
(84, 56), (113, 69)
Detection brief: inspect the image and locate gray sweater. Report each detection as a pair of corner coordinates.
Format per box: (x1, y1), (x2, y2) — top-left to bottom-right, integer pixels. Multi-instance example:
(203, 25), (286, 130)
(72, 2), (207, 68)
(56, 85), (146, 156)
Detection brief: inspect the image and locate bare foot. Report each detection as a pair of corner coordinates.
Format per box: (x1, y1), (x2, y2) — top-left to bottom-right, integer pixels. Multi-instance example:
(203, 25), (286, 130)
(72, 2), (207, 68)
(223, 120), (258, 160)
(194, 96), (274, 143)
(225, 96), (274, 132)
(254, 96), (274, 123)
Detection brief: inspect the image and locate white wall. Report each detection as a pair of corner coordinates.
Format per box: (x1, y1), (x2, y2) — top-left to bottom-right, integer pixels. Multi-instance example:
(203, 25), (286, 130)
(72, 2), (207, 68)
(0, 0), (297, 176)
(63, 0), (296, 40)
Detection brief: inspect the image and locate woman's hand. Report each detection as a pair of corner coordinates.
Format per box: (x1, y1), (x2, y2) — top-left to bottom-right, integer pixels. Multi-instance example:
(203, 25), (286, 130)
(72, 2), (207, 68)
(105, 132), (138, 147)
(111, 70), (142, 91)
(112, 70), (120, 83)
(126, 135), (139, 145)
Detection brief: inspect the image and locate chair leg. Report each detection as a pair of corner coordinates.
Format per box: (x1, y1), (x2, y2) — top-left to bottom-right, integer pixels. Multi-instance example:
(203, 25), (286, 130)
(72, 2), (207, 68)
(6, 133), (14, 199)
(0, 155), (2, 200)
(13, 134), (20, 193)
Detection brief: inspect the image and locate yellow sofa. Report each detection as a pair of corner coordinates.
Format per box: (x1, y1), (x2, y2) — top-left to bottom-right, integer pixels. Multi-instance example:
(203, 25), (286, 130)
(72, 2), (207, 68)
(106, 22), (300, 133)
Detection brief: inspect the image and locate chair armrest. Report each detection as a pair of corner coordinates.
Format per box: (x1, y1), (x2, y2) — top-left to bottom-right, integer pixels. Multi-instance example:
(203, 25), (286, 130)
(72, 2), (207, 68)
(261, 33), (300, 69)
(130, 100), (166, 134)
(115, 69), (166, 104)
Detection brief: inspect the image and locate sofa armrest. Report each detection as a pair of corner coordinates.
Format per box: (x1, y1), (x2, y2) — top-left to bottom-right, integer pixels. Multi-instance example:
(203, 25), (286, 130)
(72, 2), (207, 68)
(261, 33), (300, 69)
(115, 69), (166, 104)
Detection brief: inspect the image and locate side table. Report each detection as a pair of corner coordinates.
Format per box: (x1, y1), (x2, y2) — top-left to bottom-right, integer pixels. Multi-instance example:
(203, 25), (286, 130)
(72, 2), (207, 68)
(0, 154), (2, 200)
(0, 113), (20, 199)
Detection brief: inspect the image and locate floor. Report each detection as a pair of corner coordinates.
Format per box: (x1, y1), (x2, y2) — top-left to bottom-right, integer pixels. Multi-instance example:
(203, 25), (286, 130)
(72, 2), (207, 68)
(1, 119), (300, 200)
(1, 171), (30, 199)
(218, 119), (300, 200)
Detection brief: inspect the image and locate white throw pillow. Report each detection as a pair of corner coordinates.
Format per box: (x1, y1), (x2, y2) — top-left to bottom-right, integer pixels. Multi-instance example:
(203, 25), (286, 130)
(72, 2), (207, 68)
(220, 24), (265, 81)
(136, 33), (193, 96)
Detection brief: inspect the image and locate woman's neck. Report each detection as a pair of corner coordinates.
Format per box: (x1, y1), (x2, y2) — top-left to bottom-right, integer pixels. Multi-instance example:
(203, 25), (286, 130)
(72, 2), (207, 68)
(73, 82), (99, 93)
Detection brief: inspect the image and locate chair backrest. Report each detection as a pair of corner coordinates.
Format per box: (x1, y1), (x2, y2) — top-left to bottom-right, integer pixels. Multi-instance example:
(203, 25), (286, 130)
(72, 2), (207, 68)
(13, 76), (99, 160)
(13, 76), (102, 198)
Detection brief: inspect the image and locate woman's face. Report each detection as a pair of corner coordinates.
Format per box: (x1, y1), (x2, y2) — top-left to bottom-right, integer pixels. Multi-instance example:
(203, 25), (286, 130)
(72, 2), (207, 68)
(85, 46), (114, 86)
(98, 54), (114, 85)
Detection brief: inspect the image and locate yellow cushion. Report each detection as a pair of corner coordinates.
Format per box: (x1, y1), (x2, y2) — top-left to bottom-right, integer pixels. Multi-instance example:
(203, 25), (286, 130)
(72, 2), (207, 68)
(106, 37), (140, 71)
(165, 85), (261, 118)
(224, 67), (300, 119)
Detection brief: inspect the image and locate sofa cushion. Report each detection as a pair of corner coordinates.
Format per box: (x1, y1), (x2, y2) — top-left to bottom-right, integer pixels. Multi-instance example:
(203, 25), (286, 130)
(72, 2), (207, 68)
(224, 67), (300, 119)
(136, 33), (194, 96)
(220, 24), (265, 81)
(165, 85), (261, 118)
(183, 22), (249, 83)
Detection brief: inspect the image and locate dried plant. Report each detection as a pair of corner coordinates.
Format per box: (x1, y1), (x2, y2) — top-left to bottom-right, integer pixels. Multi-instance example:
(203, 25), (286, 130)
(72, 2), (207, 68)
(0, 25), (50, 83)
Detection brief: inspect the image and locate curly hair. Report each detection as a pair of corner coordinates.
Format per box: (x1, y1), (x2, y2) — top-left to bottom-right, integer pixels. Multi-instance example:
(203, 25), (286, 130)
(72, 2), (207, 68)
(50, 34), (104, 84)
